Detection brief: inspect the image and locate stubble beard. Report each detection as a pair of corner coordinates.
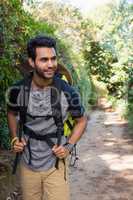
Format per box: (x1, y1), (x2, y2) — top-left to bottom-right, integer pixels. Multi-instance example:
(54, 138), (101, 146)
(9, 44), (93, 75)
(35, 68), (54, 80)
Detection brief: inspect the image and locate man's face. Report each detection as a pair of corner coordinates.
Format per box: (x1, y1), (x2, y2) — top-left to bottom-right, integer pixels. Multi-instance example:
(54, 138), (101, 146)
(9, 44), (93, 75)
(33, 47), (57, 79)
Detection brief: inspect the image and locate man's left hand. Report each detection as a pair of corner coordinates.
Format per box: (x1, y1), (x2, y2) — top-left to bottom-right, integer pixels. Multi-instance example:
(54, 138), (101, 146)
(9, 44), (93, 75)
(52, 145), (70, 159)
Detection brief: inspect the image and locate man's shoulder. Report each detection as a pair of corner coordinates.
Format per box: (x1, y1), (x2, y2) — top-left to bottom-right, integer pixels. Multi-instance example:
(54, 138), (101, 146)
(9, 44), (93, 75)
(8, 74), (32, 100)
(59, 78), (85, 117)
(55, 77), (77, 94)
(55, 77), (81, 104)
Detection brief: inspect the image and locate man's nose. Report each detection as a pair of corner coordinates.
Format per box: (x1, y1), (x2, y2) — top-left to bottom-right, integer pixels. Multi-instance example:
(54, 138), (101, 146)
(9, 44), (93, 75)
(47, 59), (53, 67)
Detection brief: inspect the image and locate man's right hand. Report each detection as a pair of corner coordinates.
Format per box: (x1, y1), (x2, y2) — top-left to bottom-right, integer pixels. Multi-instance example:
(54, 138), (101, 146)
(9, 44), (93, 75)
(12, 138), (26, 153)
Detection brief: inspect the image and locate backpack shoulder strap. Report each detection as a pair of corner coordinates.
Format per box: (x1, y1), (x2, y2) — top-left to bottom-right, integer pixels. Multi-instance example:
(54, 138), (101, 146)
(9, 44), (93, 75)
(51, 76), (64, 146)
(12, 73), (32, 174)
(19, 73), (32, 126)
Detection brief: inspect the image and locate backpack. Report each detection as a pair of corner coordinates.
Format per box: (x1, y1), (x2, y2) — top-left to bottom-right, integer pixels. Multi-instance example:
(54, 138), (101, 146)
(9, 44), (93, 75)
(12, 68), (77, 174)
(21, 63), (74, 137)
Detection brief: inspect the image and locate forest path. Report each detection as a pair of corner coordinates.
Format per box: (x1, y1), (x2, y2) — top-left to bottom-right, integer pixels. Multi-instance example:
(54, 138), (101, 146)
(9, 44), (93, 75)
(70, 103), (133, 200)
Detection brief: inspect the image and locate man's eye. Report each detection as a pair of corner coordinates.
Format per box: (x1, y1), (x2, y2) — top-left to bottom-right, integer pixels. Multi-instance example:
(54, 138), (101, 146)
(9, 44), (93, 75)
(41, 58), (48, 62)
(52, 57), (57, 61)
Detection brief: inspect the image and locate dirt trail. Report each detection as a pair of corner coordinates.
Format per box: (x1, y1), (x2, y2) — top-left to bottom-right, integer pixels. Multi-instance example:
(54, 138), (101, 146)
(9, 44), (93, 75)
(70, 108), (133, 200)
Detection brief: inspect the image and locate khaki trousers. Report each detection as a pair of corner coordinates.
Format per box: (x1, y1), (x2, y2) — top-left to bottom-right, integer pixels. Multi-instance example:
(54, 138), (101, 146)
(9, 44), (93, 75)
(20, 161), (70, 200)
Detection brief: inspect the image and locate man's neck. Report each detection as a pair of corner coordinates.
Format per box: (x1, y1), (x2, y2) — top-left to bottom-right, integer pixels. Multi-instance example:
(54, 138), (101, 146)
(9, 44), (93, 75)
(32, 72), (53, 89)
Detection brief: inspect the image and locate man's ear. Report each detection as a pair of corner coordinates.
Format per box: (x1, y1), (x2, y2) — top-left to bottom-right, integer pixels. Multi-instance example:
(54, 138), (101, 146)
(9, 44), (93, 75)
(28, 58), (35, 68)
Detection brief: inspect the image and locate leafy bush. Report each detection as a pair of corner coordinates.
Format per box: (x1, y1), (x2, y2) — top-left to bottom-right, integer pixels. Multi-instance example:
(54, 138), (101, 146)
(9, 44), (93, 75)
(127, 67), (133, 132)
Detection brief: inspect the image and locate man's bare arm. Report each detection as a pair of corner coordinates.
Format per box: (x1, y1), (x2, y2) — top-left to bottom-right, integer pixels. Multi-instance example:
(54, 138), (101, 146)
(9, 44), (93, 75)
(68, 115), (87, 144)
(7, 110), (18, 139)
(7, 110), (26, 152)
(52, 115), (87, 158)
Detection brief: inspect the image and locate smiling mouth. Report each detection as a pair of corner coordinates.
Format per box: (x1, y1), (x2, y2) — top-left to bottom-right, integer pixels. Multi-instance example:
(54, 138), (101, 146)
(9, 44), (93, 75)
(45, 70), (54, 73)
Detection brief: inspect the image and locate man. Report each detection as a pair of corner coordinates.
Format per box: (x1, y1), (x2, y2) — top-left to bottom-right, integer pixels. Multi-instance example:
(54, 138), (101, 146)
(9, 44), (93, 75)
(7, 35), (87, 200)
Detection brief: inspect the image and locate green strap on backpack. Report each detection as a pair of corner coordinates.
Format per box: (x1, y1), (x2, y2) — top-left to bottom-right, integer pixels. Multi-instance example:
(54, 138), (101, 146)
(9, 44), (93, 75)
(64, 115), (75, 137)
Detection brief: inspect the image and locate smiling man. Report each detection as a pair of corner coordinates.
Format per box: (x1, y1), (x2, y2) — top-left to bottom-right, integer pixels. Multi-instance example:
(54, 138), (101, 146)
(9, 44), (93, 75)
(7, 35), (87, 200)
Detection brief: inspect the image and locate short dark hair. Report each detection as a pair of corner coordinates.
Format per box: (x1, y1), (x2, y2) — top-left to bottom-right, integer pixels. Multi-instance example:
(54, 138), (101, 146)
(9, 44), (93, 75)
(27, 35), (57, 60)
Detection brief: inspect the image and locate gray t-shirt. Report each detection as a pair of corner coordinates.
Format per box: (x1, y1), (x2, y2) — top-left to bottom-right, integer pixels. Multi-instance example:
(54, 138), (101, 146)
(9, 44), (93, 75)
(21, 87), (69, 171)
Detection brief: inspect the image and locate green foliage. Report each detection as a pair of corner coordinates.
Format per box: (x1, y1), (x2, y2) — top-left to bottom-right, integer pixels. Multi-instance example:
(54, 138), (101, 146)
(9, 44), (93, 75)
(82, 0), (132, 100)
(127, 67), (133, 131)
(92, 76), (108, 98)
(76, 65), (93, 109)
(107, 63), (128, 98)
(0, 116), (10, 150)
(83, 40), (113, 83)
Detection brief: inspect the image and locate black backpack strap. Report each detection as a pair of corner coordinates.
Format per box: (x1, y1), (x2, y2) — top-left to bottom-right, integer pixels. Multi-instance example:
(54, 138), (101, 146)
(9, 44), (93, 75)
(20, 74), (33, 165)
(51, 76), (64, 142)
(51, 77), (64, 169)
(16, 73), (32, 124)
(12, 74), (32, 174)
